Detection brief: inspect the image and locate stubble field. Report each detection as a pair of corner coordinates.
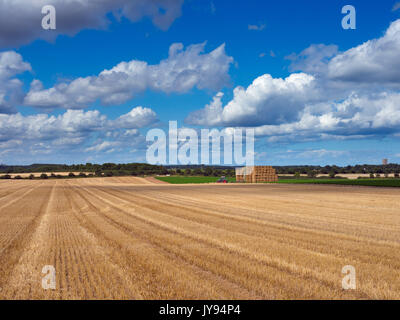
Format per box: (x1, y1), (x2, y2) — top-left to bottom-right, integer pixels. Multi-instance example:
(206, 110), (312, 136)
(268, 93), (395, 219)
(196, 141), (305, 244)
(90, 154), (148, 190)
(0, 177), (399, 299)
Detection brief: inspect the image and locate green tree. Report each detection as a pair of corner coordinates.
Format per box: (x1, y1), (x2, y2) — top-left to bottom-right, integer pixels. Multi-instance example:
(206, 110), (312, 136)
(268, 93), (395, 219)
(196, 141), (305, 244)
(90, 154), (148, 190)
(95, 170), (102, 177)
(307, 170), (317, 178)
(105, 171), (114, 177)
(204, 167), (213, 176)
(193, 168), (202, 176)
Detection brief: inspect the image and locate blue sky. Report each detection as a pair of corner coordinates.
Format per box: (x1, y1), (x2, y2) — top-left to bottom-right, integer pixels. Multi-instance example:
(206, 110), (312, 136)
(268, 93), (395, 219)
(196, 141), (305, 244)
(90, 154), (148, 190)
(1, 0), (400, 166)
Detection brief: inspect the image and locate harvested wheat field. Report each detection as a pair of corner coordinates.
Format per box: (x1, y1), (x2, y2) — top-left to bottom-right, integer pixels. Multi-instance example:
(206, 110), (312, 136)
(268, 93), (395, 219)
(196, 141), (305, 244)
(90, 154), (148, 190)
(0, 177), (399, 300)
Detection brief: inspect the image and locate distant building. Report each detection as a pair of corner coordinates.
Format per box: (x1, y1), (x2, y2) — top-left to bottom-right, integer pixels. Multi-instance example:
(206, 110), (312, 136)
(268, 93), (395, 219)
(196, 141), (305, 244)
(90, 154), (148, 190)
(382, 159), (388, 165)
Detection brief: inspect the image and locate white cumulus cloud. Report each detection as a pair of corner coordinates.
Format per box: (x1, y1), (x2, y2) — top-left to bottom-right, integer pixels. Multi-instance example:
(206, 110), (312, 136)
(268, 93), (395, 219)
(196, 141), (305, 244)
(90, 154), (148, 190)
(187, 19), (400, 145)
(186, 73), (318, 127)
(0, 51), (31, 113)
(115, 106), (158, 129)
(24, 42), (233, 110)
(328, 20), (400, 84)
(0, 106), (158, 158)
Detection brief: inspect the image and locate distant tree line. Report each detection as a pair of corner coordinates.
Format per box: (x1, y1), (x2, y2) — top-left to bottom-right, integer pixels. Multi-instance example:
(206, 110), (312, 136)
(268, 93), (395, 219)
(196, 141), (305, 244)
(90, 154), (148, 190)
(0, 163), (167, 176)
(273, 164), (400, 175)
(170, 167), (235, 177)
(1, 163), (399, 180)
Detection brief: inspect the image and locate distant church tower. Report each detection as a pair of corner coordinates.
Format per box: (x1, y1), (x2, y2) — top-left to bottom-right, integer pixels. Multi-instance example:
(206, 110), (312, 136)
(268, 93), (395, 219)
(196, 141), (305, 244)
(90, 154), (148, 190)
(382, 159), (388, 165)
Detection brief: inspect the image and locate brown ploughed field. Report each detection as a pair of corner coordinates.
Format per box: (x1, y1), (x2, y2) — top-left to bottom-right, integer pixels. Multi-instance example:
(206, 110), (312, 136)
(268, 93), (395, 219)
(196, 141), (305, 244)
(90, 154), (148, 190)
(0, 177), (399, 299)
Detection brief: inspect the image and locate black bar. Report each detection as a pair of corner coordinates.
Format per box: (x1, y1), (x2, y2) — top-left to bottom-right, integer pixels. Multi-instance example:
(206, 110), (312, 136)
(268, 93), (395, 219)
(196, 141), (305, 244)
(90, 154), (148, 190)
(0, 300), (397, 319)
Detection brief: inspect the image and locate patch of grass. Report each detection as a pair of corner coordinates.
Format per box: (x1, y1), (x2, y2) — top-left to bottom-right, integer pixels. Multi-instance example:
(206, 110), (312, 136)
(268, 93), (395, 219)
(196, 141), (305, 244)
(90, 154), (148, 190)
(156, 176), (236, 184)
(278, 178), (400, 187)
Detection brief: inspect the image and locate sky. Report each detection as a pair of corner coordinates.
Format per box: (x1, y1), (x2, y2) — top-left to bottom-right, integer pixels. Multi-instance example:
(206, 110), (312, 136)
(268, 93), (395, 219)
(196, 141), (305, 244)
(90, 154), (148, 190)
(1, 0), (400, 166)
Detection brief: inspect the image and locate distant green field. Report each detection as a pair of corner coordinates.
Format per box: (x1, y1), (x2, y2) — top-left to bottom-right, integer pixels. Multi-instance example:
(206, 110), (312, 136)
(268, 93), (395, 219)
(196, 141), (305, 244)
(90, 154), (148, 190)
(156, 176), (400, 187)
(278, 179), (400, 187)
(156, 176), (236, 184)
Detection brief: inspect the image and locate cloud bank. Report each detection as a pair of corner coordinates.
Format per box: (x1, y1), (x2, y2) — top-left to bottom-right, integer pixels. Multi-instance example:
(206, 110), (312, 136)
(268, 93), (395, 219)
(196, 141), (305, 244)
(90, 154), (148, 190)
(186, 19), (400, 144)
(0, 0), (184, 48)
(0, 106), (158, 159)
(0, 51), (31, 113)
(24, 42), (233, 110)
